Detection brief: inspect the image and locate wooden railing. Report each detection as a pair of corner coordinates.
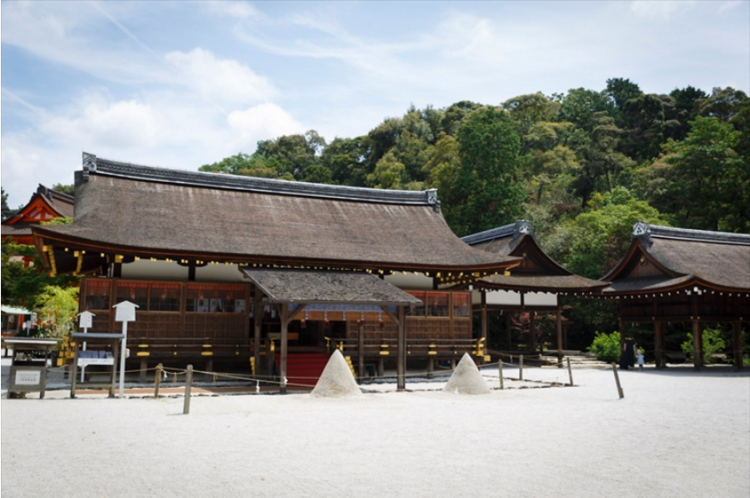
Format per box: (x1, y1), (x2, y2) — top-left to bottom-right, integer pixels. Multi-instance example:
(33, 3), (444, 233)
(128, 337), (254, 360)
(327, 337), (483, 358)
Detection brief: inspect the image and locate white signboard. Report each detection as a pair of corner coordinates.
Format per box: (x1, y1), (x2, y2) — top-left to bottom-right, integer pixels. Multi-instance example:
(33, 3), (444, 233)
(78, 311), (95, 329)
(113, 301), (139, 322)
(15, 370), (41, 386)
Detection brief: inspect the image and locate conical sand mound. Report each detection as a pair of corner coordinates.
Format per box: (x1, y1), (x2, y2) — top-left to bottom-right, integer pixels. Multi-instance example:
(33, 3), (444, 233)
(311, 350), (362, 398)
(442, 353), (492, 395)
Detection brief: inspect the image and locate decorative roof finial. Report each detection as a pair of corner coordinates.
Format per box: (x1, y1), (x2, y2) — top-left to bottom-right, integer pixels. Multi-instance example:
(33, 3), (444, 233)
(632, 221), (652, 247)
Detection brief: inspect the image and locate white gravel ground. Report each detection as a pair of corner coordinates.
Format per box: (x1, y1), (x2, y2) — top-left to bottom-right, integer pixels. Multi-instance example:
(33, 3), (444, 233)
(2, 359), (749, 498)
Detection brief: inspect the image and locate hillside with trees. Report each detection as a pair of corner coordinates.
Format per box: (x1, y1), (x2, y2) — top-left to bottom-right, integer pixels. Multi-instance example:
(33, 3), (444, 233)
(200, 79), (748, 338)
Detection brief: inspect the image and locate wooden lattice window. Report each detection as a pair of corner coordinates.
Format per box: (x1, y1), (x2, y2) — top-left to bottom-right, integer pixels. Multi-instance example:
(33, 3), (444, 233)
(84, 279), (111, 310)
(406, 291), (426, 316)
(425, 292), (449, 317)
(148, 283), (181, 312)
(452, 292), (470, 318)
(115, 281), (148, 309)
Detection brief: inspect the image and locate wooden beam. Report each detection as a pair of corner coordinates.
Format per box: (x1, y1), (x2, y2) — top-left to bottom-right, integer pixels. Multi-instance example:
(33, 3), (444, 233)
(287, 304), (307, 322)
(691, 294), (702, 370)
(380, 305), (398, 325)
(397, 306), (406, 391)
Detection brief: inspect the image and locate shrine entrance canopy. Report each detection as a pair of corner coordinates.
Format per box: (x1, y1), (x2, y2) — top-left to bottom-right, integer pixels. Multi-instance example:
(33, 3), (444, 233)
(241, 268), (421, 319)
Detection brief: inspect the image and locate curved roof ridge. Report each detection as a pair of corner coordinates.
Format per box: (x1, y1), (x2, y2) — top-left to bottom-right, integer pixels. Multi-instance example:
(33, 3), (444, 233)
(633, 221), (750, 246)
(461, 220), (533, 246)
(84, 154), (439, 207)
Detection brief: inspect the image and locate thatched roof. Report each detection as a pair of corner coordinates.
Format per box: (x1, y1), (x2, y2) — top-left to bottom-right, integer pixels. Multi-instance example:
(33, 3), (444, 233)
(603, 222), (750, 294)
(242, 269), (422, 305)
(34, 156), (519, 272)
(463, 220), (608, 292)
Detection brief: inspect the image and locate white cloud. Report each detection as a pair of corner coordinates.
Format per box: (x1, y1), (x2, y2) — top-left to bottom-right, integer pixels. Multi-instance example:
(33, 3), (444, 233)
(41, 100), (160, 149)
(631, 1), (696, 20)
(227, 104), (305, 147)
(165, 48), (277, 107)
(204, 1), (259, 20)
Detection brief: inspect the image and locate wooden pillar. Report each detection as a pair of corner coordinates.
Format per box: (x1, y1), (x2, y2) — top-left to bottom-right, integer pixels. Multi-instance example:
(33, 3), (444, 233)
(692, 318), (702, 370)
(397, 306), (406, 391)
(253, 291), (262, 378)
(280, 303), (289, 394)
(619, 317), (626, 350)
(556, 308), (563, 367)
(480, 290), (488, 346)
(139, 359), (148, 383)
(654, 321), (665, 369)
(529, 312), (537, 353)
(357, 321), (365, 382)
(691, 294), (702, 370)
(506, 313), (512, 350)
(188, 262), (196, 281)
(733, 321), (743, 371)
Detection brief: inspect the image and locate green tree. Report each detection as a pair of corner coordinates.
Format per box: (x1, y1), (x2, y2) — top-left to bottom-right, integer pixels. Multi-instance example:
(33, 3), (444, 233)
(442, 106), (525, 235)
(321, 136), (371, 186)
(555, 88), (614, 131)
(52, 183), (76, 197)
(681, 327), (726, 364)
(36, 285), (79, 339)
(604, 78), (643, 121)
(1, 187), (12, 220)
(546, 187), (669, 279)
(587, 330), (621, 363)
(635, 117), (747, 232)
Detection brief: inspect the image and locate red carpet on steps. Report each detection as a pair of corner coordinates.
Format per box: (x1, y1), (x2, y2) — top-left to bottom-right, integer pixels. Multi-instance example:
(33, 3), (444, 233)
(275, 353), (330, 388)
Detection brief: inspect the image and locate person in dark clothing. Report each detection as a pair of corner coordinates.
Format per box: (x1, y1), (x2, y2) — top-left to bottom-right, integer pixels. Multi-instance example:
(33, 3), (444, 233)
(620, 337), (636, 369)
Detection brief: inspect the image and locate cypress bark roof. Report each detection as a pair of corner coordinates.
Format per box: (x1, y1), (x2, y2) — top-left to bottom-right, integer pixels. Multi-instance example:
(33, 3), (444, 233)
(34, 156), (519, 272)
(463, 220), (608, 292)
(603, 222), (750, 293)
(242, 269), (422, 305)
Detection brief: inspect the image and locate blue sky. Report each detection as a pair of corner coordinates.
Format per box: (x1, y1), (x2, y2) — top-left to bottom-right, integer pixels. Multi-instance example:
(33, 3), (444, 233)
(2, 0), (748, 208)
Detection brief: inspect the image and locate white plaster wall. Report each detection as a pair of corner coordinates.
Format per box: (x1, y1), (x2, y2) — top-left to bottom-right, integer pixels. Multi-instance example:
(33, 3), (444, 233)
(121, 260), (188, 281)
(472, 289), (522, 306)
(195, 264), (247, 282)
(120, 261), (248, 283)
(523, 292), (558, 306)
(385, 272), (433, 290)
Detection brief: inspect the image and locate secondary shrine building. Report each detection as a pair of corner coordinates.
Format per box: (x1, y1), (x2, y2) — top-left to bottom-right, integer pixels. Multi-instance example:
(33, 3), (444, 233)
(602, 222), (749, 370)
(32, 154), (520, 390)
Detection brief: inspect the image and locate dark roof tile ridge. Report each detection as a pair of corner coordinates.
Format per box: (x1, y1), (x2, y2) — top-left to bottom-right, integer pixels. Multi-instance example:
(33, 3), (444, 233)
(87, 155), (438, 206)
(640, 222), (750, 246)
(461, 220), (533, 246)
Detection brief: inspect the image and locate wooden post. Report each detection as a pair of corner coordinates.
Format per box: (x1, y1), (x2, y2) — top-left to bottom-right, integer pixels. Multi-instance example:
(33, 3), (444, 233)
(480, 290), (488, 350)
(154, 363), (162, 398)
(567, 357), (573, 386)
(612, 362), (624, 399)
(733, 322), (743, 371)
(427, 357), (434, 379)
(183, 365), (193, 415)
(529, 312), (537, 353)
(253, 290), (262, 379)
(556, 308), (563, 368)
(498, 360), (504, 390)
(691, 294), (702, 370)
(139, 359), (148, 383)
(654, 321), (665, 369)
(397, 306), (406, 391)
(280, 303), (289, 394)
(358, 321), (364, 383)
(506, 313), (512, 350)
(692, 318), (702, 370)
(519, 354), (524, 381)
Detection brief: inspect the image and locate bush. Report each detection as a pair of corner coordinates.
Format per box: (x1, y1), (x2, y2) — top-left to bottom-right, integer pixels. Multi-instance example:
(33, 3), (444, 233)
(587, 331), (621, 363)
(681, 327), (726, 364)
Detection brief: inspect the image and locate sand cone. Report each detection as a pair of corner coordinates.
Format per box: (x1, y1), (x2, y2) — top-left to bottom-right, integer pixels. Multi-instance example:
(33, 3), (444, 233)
(311, 349), (362, 398)
(442, 353), (492, 395)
